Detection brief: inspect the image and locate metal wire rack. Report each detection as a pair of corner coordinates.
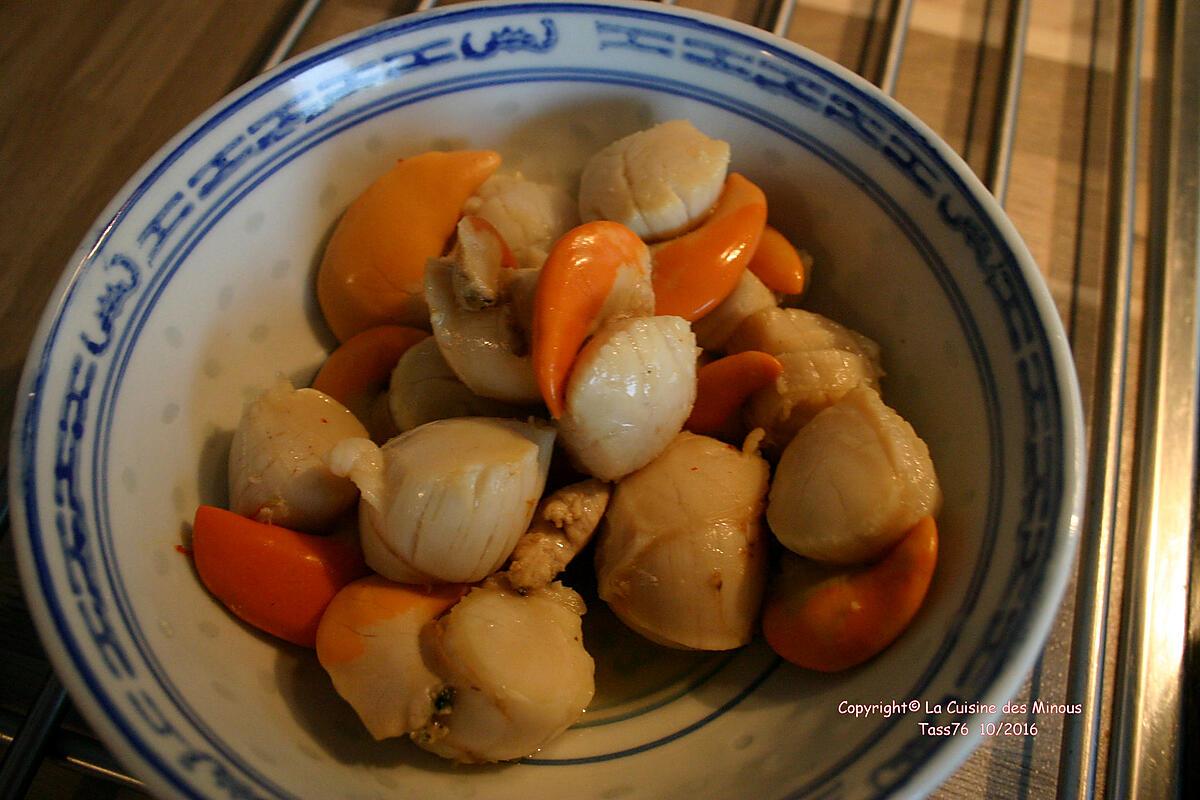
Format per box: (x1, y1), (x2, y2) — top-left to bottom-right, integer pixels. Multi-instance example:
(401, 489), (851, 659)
(0, 0), (1195, 797)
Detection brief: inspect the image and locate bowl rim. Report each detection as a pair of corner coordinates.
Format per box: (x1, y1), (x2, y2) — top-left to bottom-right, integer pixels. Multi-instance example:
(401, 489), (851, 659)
(7, 2), (1086, 798)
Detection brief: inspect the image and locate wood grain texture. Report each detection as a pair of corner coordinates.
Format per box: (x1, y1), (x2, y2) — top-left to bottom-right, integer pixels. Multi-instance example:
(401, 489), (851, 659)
(0, 0), (302, 445)
(0, 1), (1144, 797)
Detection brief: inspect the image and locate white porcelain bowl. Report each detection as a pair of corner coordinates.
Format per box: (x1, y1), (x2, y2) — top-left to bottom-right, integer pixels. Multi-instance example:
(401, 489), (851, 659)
(9, 2), (1084, 798)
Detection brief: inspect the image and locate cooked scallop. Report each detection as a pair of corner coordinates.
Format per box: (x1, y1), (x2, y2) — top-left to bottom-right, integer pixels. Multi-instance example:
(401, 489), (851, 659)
(767, 386), (942, 564)
(463, 172), (579, 269)
(726, 306), (882, 364)
(691, 269), (778, 352)
(425, 257), (541, 404)
(557, 315), (697, 480)
(388, 337), (522, 432)
(744, 347), (883, 450)
(414, 578), (594, 762)
(578, 120), (731, 241)
(328, 417), (555, 583)
(315, 576), (466, 740)
(227, 380), (367, 533)
(596, 431), (769, 650)
(725, 307), (884, 448)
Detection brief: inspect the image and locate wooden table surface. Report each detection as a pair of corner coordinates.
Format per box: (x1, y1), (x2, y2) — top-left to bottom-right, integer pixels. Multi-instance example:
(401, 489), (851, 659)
(0, 0), (1153, 797)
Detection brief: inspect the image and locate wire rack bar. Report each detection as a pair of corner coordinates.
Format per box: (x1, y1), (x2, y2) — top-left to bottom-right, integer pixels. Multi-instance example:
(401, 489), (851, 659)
(0, 708), (142, 789)
(257, 0), (325, 74)
(0, 676), (68, 800)
(1057, 0), (1144, 794)
(981, 0), (1031, 205)
(875, 0), (914, 96)
(754, 0), (796, 36)
(1107, 0), (1198, 793)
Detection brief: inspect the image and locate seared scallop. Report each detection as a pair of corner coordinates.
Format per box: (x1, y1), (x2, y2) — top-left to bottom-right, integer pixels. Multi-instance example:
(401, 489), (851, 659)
(596, 431), (769, 650)
(726, 307), (884, 448)
(726, 307), (882, 363)
(227, 380), (367, 533)
(743, 347), (883, 450)
(463, 172), (579, 269)
(316, 577), (466, 740)
(414, 578), (594, 762)
(766, 386), (941, 564)
(578, 120), (731, 241)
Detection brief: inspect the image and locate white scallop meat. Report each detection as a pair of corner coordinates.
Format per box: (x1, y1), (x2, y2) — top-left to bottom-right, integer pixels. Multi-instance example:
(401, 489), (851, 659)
(726, 306), (882, 363)
(388, 337), (522, 432)
(557, 315), (697, 480)
(328, 417), (555, 583)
